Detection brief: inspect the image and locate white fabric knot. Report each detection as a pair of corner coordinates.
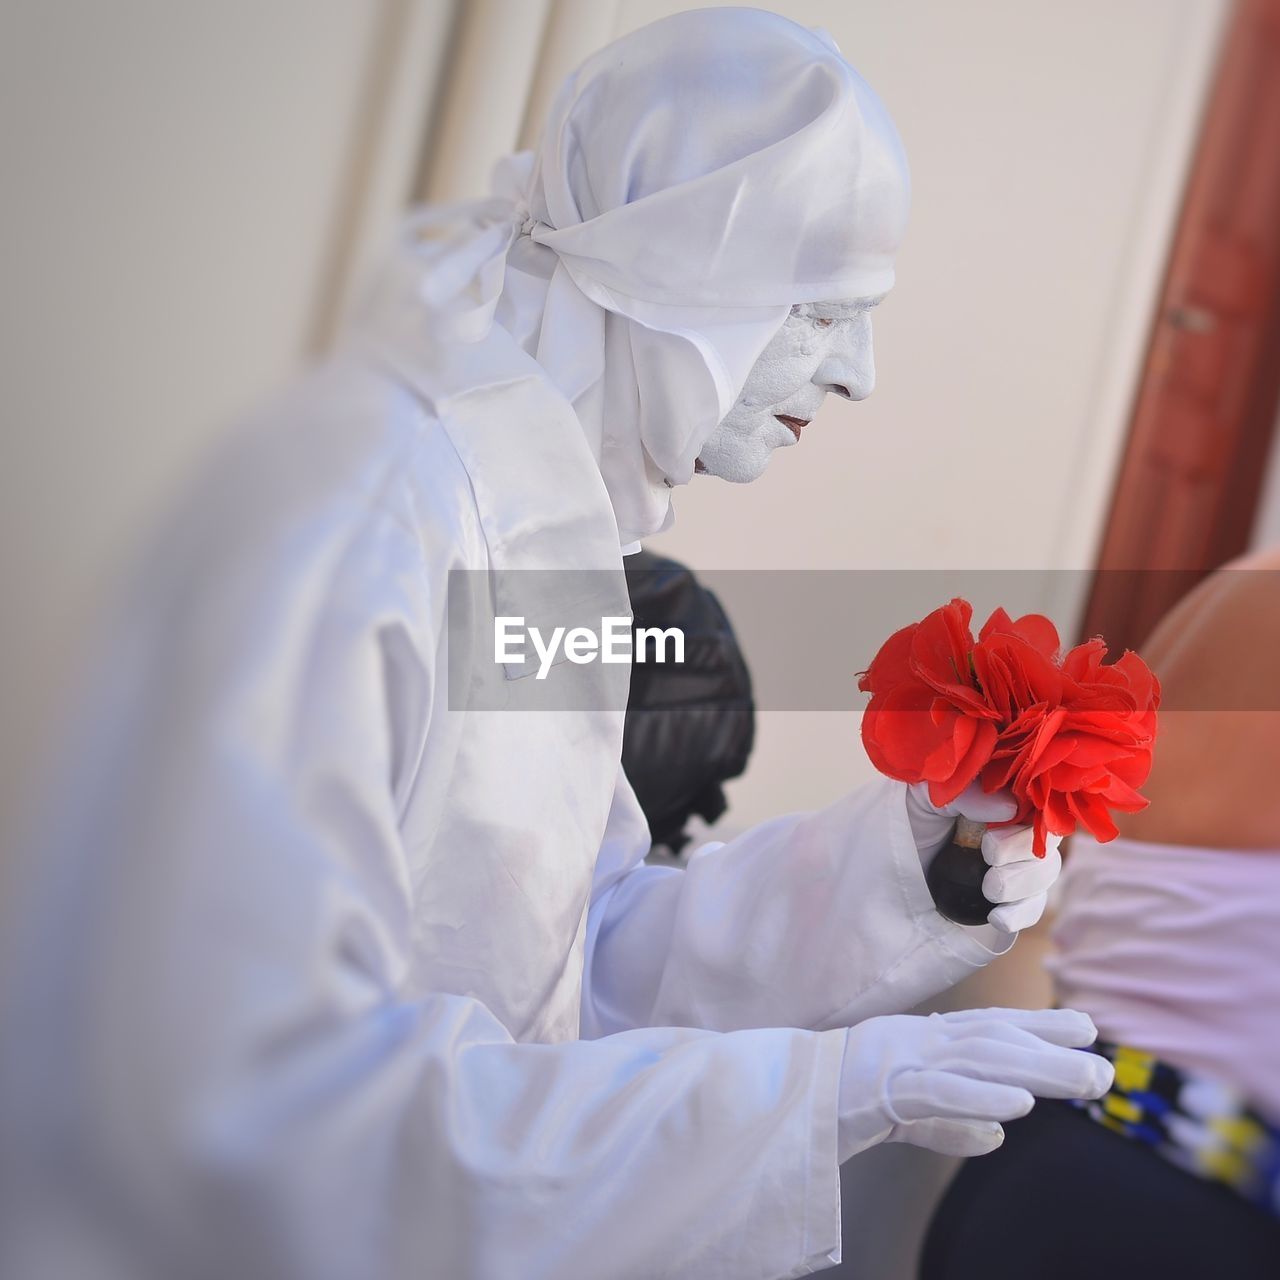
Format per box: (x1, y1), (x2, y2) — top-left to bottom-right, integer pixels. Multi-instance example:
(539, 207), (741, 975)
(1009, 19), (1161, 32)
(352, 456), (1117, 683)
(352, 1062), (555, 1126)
(402, 152), (543, 344)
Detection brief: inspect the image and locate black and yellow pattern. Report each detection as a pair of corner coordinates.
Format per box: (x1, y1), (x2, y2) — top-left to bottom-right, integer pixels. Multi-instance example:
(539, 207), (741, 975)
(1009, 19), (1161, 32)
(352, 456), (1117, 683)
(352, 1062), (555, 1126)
(1075, 1040), (1280, 1219)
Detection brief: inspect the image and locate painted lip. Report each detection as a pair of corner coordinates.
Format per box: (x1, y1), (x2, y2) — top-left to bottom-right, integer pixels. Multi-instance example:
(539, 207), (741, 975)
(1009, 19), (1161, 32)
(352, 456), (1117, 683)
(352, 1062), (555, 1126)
(776, 414), (810, 441)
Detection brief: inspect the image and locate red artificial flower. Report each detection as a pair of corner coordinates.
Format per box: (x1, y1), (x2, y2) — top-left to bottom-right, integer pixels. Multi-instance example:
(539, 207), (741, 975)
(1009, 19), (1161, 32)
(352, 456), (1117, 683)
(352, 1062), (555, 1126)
(858, 599), (1160, 854)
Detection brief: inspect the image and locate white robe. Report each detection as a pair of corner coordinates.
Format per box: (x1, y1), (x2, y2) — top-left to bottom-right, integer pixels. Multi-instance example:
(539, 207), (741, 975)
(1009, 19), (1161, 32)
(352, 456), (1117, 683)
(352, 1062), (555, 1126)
(0, 310), (1010, 1280)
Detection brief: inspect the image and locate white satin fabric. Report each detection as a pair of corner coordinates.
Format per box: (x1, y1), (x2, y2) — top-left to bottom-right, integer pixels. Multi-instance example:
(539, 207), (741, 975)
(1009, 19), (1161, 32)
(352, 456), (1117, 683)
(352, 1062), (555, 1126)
(405, 7), (909, 543)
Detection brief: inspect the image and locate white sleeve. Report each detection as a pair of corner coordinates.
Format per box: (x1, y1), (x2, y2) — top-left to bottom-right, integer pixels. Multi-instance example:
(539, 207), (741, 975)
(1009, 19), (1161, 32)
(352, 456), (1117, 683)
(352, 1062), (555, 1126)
(2, 499), (846, 1280)
(582, 768), (1013, 1039)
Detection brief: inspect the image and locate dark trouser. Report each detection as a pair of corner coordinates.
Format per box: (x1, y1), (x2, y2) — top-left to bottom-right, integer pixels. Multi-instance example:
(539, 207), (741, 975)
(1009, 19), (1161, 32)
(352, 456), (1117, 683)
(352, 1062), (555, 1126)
(920, 1100), (1280, 1280)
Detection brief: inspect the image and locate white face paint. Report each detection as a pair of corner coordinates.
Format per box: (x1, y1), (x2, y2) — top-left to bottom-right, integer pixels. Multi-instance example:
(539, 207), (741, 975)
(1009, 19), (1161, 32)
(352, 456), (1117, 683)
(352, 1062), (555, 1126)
(696, 297), (882, 483)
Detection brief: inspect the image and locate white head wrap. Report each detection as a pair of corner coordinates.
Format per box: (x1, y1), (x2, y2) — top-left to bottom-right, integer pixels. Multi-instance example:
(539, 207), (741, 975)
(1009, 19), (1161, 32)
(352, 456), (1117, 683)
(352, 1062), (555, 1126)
(399, 7), (909, 544)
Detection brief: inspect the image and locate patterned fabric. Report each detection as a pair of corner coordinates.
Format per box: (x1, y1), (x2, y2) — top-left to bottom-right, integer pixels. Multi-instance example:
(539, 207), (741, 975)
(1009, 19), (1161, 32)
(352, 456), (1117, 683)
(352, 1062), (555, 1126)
(1076, 1041), (1280, 1219)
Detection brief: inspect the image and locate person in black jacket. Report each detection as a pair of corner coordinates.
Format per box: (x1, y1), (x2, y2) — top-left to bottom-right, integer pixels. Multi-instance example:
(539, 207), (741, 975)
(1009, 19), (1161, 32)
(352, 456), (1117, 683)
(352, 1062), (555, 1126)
(622, 551), (755, 855)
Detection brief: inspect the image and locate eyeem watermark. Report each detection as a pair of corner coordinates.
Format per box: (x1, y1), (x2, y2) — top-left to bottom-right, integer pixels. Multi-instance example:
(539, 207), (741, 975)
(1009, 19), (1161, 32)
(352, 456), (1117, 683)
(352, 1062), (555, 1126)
(495, 616), (685, 679)
(452, 566), (1280, 711)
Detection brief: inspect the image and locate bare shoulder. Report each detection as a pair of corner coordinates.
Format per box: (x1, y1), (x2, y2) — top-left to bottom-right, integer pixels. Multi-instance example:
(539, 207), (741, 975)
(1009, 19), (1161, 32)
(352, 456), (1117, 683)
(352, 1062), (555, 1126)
(1119, 548), (1280, 847)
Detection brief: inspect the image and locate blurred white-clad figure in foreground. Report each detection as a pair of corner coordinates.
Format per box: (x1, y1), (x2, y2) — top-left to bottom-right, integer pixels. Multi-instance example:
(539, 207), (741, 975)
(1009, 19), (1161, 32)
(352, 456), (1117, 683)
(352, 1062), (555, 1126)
(0, 11), (1107, 1279)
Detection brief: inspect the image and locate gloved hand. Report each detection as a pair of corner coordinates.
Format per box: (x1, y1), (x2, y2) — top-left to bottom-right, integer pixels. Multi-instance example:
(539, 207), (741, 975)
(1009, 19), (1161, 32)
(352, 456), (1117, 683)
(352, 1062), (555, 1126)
(837, 1006), (1112, 1162)
(906, 781), (1062, 934)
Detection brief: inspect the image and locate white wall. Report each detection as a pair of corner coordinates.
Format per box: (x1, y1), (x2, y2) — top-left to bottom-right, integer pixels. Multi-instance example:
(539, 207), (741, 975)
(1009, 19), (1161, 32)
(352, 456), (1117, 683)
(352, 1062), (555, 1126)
(0, 0), (456, 837)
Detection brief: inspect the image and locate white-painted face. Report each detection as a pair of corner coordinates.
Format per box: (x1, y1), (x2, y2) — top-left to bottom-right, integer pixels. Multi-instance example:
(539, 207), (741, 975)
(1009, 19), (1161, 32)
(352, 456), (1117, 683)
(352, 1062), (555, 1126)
(696, 297), (882, 482)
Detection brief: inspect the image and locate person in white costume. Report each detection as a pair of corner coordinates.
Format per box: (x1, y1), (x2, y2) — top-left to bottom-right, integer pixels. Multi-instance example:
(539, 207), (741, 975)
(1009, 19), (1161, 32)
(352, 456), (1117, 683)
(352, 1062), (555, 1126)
(0, 10), (1110, 1280)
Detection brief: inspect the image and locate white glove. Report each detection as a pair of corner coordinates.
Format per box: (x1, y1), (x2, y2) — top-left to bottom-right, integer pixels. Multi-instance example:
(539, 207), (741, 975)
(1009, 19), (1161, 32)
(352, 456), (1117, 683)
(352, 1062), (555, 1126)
(906, 781), (1062, 934)
(836, 1006), (1112, 1162)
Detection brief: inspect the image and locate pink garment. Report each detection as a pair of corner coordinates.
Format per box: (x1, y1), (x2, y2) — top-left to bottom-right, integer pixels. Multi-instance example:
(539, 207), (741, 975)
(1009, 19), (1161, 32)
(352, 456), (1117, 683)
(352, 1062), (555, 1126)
(1047, 833), (1280, 1122)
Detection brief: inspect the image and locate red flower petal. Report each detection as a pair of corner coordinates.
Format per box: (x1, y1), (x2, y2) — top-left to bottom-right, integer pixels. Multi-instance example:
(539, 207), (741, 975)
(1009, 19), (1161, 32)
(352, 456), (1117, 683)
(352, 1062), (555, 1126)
(858, 597), (1158, 849)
